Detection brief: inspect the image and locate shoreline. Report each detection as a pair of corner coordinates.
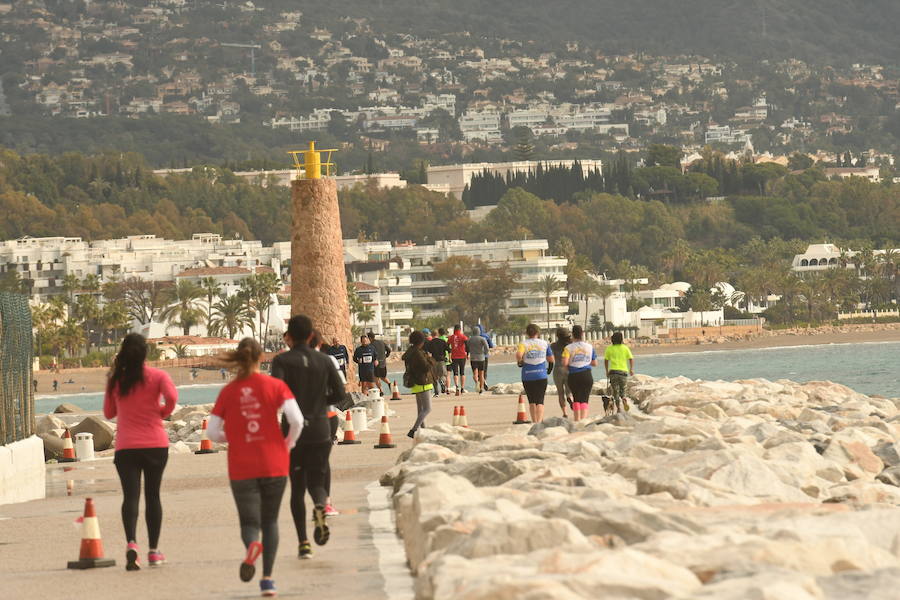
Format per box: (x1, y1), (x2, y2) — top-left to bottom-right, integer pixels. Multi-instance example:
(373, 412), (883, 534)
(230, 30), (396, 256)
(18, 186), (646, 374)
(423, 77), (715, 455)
(32, 324), (900, 397)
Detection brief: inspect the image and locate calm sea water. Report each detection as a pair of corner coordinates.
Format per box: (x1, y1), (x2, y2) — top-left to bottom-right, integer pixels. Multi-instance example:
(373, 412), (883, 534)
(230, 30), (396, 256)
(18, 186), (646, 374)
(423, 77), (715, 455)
(35, 341), (900, 414)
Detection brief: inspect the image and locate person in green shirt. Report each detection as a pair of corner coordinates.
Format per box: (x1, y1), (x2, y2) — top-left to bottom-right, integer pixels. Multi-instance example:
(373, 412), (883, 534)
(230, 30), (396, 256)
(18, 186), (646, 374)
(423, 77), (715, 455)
(603, 331), (634, 413)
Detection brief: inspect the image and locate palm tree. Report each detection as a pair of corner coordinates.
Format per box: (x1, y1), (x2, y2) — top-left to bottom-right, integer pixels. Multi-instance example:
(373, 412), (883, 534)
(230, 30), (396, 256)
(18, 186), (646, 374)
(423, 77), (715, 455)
(99, 301), (130, 346)
(570, 275), (602, 330)
(357, 304), (375, 331)
(199, 276), (222, 332)
(240, 273), (282, 344)
(160, 280), (204, 336)
(209, 294), (253, 339)
(531, 274), (561, 329)
(61, 274), (80, 309)
(58, 318), (85, 358)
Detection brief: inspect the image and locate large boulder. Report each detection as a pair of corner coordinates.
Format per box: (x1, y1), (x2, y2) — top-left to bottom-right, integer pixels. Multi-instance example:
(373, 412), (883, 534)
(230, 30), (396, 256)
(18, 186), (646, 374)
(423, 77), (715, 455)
(54, 403), (83, 413)
(70, 416), (116, 451)
(34, 414), (67, 436)
(38, 432), (66, 460)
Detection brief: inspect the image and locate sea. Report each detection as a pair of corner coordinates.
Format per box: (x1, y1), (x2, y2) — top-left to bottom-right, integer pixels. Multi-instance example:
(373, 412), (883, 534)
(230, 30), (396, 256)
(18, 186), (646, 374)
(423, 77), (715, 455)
(34, 341), (900, 414)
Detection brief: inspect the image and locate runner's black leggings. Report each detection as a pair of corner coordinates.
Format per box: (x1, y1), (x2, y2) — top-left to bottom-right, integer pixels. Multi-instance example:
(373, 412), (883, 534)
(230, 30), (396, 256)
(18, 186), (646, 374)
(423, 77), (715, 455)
(289, 441), (332, 542)
(567, 370), (594, 404)
(114, 447), (168, 548)
(230, 477), (287, 577)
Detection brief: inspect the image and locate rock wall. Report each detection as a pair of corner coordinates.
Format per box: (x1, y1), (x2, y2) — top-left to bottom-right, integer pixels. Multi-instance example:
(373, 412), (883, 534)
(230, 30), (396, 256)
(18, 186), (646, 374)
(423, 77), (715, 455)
(291, 177), (355, 385)
(383, 376), (900, 599)
(0, 436), (45, 505)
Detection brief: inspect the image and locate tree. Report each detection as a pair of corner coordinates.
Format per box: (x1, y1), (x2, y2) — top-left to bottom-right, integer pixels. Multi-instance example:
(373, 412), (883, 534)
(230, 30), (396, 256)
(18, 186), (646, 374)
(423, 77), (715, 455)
(57, 318), (85, 358)
(99, 300), (130, 346)
(433, 256), (519, 328)
(531, 274), (562, 329)
(646, 144), (683, 169)
(123, 277), (168, 325)
(569, 274), (603, 330)
(61, 273), (80, 309)
(209, 294), (252, 339)
(356, 304), (375, 331)
(160, 280), (204, 336)
(240, 273), (281, 344)
(199, 276), (222, 330)
(512, 127), (535, 161)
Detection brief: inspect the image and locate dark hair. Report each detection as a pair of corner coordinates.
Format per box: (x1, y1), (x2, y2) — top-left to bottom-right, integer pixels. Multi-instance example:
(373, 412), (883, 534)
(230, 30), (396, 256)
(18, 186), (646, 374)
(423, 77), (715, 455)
(572, 325), (584, 340)
(409, 330), (424, 346)
(219, 337), (262, 379)
(360, 334), (369, 343)
(453, 324), (461, 332)
(438, 327), (446, 336)
(309, 329), (322, 349)
(286, 314), (313, 344)
(555, 327), (571, 343)
(611, 331), (624, 345)
(108, 333), (148, 397)
(526, 323), (540, 337)
(367, 330), (375, 340)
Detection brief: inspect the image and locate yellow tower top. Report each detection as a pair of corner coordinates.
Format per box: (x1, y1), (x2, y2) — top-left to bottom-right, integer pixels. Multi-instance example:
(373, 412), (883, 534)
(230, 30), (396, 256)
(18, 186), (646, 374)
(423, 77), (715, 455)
(288, 141), (337, 180)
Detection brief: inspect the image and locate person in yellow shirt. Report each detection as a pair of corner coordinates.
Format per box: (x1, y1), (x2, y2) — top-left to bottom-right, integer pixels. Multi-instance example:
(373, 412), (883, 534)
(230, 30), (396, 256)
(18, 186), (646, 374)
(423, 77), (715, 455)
(603, 331), (634, 413)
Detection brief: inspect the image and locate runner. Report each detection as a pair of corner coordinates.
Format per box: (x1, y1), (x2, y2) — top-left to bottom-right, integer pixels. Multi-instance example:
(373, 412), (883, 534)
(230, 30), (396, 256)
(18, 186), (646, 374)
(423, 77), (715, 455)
(447, 325), (469, 395)
(549, 327), (574, 418)
(352, 335), (377, 394)
(326, 336), (350, 379)
(425, 328), (450, 395)
(466, 326), (489, 394)
(367, 331), (391, 396)
(272, 315), (347, 560)
(562, 325), (597, 421)
(207, 338), (303, 597)
(102, 333), (177, 571)
(475, 324), (494, 383)
(401, 330), (435, 438)
(516, 324), (553, 423)
(604, 331), (635, 413)
(311, 331), (345, 517)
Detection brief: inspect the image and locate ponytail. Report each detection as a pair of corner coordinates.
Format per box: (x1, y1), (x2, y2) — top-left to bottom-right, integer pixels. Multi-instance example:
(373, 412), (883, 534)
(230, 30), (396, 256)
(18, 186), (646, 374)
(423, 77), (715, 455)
(219, 337), (262, 379)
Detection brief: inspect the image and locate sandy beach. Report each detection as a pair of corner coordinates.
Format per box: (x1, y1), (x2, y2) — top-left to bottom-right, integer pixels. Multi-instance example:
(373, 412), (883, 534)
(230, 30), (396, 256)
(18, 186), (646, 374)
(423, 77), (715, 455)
(33, 323), (900, 397)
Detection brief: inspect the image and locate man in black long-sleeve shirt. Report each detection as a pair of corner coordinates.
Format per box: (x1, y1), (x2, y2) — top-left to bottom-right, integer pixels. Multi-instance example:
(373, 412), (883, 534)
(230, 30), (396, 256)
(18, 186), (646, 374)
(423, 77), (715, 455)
(272, 314), (346, 558)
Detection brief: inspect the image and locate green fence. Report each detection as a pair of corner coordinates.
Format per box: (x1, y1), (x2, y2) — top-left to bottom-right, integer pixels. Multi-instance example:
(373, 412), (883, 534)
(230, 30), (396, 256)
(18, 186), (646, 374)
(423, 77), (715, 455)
(0, 292), (34, 445)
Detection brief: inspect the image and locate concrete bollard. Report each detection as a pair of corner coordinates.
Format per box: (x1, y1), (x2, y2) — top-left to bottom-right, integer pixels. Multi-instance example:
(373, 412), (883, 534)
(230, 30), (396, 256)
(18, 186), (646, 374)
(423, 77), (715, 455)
(74, 433), (95, 461)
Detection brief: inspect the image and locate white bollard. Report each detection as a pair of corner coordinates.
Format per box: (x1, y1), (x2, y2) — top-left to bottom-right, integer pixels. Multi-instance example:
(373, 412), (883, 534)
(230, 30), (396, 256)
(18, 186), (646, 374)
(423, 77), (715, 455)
(371, 397), (385, 422)
(74, 432), (95, 461)
(350, 406), (369, 432)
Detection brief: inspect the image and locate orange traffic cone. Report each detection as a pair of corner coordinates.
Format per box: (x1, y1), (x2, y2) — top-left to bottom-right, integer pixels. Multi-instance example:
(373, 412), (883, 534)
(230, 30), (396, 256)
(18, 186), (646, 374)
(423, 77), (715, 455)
(194, 418), (218, 454)
(452, 405), (460, 426)
(458, 406), (468, 428)
(374, 415), (396, 449)
(67, 497), (115, 569)
(338, 410), (361, 445)
(390, 380), (402, 401)
(59, 429), (76, 462)
(513, 393), (531, 425)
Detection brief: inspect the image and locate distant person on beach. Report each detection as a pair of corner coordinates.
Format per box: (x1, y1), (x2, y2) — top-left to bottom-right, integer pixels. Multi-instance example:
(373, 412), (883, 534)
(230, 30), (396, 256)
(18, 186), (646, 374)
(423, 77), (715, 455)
(604, 331), (634, 413)
(517, 323), (553, 423)
(448, 325), (469, 395)
(32, 379), (38, 393)
(207, 338), (302, 597)
(220, 368), (227, 380)
(272, 315), (346, 561)
(402, 330), (436, 438)
(467, 326), (489, 394)
(550, 328), (574, 418)
(353, 335), (377, 394)
(563, 325), (597, 421)
(103, 333), (178, 571)
(367, 332), (391, 396)
(424, 328), (450, 395)
(52, 379), (58, 392)
(326, 336), (350, 379)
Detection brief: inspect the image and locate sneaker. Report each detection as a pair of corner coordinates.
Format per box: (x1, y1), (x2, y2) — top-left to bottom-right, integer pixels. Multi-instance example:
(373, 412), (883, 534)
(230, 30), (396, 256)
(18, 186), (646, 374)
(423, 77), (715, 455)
(312, 505), (330, 546)
(260, 579), (277, 597)
(298, 542), (313, 559)
(147, 550), (166, 567)
(240, 541), (263, 582)
(324, 504), (340, 517)
(407, 429), (415, 439)
(125, 542), (141, 571)
(623, 398), (630, 412)
(455, 389), (460, 396)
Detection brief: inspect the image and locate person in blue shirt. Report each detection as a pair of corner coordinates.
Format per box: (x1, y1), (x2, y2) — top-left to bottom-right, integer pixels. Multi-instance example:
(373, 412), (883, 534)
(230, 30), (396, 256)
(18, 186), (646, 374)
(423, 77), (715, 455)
(475, 323), (494, 383)
(326, 336), (350, 379)
(515, 323), (554, 423)
(352, 335), (378, 394)
(562, 325), (598, 421)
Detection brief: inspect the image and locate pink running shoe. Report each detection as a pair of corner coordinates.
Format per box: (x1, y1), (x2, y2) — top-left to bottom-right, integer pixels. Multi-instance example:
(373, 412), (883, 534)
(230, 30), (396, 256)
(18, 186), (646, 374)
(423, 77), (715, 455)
(324, 504), (339, 517)
(148, 550), (166, 567)
(126, 542), (141, 571)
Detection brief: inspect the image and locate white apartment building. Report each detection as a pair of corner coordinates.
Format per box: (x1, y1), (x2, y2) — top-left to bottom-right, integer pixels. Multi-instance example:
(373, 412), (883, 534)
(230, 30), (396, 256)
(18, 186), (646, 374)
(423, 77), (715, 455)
(344, 238), (569, 331)
(459, 110), (502, 142)
(427, 159), (603, 199)
(791, 243), (899, 273)
(705, 125), (751, 145)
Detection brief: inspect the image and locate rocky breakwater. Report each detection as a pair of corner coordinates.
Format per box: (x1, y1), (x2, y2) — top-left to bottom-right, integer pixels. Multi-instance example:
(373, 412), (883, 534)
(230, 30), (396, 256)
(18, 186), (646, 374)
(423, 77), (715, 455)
(381, 375), (900, 599)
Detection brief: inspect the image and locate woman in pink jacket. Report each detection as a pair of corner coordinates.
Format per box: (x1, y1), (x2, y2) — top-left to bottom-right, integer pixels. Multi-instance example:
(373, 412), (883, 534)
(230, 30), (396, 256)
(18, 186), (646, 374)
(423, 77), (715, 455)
(103, 333), (178, 571)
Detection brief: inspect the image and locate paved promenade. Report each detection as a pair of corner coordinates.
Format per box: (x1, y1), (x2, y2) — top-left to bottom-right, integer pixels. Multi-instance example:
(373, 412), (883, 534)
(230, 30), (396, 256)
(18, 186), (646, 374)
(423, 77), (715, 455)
(1, 390), (527, 599)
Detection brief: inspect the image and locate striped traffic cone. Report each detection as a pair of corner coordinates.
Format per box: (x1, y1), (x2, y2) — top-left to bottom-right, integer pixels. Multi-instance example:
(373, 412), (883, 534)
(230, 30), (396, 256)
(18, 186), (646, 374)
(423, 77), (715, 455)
(513, 394), (531, 425)
(194, 418), (218, 454)
(338, 410), (361, 445)
(458, 406), (468, 428)
(390, 380), (402, 401)
(374, 415), (396, 449)
(452, 405), (460, 426)
(59, 429), (76, 463)
(67, 498), (115, 569)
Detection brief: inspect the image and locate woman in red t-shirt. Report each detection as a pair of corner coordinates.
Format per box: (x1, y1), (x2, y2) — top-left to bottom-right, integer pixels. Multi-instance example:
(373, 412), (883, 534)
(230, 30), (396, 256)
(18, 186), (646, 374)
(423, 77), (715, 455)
(207, 338), (303, 598)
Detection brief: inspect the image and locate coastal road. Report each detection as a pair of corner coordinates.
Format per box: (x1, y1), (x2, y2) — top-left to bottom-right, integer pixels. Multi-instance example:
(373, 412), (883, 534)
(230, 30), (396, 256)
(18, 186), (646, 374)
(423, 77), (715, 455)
(0, 390), (529, 599)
